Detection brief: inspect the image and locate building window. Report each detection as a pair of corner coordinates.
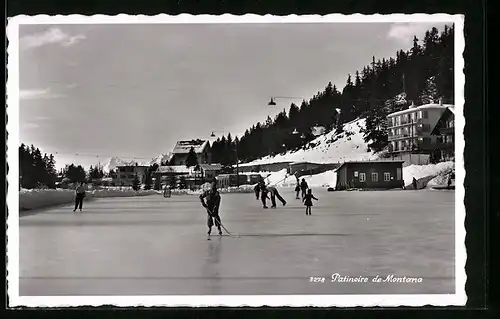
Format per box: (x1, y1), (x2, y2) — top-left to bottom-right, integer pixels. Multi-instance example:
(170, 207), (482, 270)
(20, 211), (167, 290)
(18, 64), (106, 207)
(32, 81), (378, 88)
(422, 124), (431, 132)
(371, 172), (378, 182)
(359, 173), (366, 182)
(418, 111), (422, 119)
(384, 172), (390, 181)
(423, 110), (429, 119)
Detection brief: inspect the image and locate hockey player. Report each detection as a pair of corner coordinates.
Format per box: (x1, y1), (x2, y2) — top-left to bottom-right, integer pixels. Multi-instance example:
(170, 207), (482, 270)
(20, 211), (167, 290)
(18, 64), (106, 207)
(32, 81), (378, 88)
(200, 181), (223, 239)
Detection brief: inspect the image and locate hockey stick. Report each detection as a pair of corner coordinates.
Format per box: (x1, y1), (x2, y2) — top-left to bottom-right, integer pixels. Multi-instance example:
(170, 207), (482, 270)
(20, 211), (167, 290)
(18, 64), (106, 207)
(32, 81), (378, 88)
(205, 207), (240, 238)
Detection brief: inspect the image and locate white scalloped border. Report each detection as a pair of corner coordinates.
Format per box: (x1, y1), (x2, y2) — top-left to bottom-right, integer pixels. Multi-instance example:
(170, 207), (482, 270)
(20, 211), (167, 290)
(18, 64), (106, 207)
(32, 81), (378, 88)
(6, 13), (466, 308)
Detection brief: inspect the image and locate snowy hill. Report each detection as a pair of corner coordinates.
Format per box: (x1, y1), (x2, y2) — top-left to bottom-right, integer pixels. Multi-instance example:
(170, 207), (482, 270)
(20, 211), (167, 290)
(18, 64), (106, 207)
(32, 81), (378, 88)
(242, 118), (378, 166)
(103, 153), (172, 172)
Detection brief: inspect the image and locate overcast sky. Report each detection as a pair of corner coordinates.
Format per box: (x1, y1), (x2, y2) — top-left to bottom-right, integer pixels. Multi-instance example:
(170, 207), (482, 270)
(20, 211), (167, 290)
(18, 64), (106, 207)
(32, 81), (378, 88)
(18, 22), (449, 170)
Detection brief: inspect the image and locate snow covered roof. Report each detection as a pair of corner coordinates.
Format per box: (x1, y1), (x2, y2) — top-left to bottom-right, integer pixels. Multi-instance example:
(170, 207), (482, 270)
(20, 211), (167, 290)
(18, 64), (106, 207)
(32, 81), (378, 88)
(172, 140), (210, 154)
(199, 163), (223, 171)
(155, 165), (191, 174)
(238, 161), (293, 167)
(447, 105), (456, 114)
(388, 103), (453, 117)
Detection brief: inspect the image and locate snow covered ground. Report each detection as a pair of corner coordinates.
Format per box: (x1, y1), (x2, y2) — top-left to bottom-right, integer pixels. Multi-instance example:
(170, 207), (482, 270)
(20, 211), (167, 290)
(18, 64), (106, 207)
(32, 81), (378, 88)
(255, 160), (455, 190)
(19, 188), (159, 211)
(403, 161), (455, 187)
(241, 119), (378, 166)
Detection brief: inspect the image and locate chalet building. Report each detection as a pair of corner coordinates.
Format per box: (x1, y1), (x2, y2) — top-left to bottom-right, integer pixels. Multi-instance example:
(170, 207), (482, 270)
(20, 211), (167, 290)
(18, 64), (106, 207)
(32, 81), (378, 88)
(169, 139), (212, 166)
(116, 164), (149, 186)
(386, 101), (453, 156)
(335, 160), (405, 190)
(198, 163), (223, 181)
(431, 106), (455, 161)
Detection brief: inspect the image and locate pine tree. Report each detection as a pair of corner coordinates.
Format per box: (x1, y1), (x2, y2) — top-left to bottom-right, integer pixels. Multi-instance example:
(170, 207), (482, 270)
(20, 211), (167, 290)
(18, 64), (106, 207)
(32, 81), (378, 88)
(143, 169), (153, 190)
(132, 173), (141, 191)
(185, 146), (198, 168)
(419, 76), (439, 104)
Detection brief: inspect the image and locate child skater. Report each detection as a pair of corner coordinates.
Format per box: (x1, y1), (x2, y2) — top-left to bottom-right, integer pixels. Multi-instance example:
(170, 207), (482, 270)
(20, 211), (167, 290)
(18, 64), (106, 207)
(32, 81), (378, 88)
(302, 189), (318, 215)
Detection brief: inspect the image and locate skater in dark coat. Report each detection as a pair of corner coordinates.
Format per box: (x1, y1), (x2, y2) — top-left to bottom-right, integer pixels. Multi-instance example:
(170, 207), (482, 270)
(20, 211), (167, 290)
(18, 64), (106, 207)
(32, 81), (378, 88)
(260, 182), (270, 209)
(254, 183), (261, 200)
(73, 182), (86, 212)
(300, 178), (309, 199)
(200, 181), (223, 237)
(267, 185), (286, 208)
(302, 189), (318, 215)
(294, 177), (300, 199)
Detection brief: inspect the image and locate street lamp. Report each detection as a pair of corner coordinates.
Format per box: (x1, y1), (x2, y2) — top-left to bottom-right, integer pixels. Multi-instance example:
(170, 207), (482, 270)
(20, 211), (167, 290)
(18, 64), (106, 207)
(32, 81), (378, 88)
(268, 96), (304, 106)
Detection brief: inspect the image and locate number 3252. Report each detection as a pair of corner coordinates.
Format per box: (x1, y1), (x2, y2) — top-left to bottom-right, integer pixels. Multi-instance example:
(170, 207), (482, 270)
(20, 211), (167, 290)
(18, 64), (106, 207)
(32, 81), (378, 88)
(309, 276), (325, 283)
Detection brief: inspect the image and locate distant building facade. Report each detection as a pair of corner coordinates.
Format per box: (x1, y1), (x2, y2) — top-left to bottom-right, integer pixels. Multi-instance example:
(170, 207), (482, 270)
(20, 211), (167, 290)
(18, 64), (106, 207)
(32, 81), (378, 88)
(386, 102), (452, 157)
(170, 140), (212, 166)
(335, 160), (405, 190)
(430, 106), (455, 161)
(116, 164), (149, 186)
(198, 163), (223, 181)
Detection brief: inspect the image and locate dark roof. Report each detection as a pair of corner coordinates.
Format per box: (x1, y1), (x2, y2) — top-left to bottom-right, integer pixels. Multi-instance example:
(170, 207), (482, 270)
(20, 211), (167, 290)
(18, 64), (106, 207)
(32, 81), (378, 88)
(199, 163), (223, 171)
(337, 160), (405, 170)
(431, 107), (455, 135)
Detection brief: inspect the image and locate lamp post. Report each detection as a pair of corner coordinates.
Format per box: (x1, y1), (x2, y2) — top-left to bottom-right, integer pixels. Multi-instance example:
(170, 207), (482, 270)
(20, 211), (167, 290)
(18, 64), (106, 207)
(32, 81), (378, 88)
(268, 96), (304, 106)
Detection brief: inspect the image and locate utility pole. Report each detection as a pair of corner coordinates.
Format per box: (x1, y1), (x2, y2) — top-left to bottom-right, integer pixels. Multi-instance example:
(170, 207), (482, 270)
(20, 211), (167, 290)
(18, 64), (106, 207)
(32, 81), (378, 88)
(236, 139), (239, 188)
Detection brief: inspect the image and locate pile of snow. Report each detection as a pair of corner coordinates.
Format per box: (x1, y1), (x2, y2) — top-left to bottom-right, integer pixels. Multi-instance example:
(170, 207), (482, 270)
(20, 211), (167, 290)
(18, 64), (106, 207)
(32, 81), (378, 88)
(403, 161), (455, 187)
(242, 119), (377, 166)
(19, 188), (76, 211)
(19, 188), (159, 211)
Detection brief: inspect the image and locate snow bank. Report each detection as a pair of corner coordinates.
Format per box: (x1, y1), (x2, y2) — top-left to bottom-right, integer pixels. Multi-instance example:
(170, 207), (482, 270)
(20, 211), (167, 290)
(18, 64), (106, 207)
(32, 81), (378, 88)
(19, 188), (159, 211)
(403, 161), (455, 187)
(259, 168), (337, 188)
(19, 189), (76, 211)
(242, 119), (378, 166)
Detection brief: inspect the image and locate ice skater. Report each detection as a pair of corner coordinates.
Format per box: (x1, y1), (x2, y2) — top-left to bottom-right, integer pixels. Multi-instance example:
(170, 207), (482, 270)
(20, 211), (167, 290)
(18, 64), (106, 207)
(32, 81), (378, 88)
(73, 182), (86, 212)
(302, 189), (318, 215)
(294, 177), (300, 199)
(300, 178), (309, 199)
(200, 181), (223, 239)
(260, 181), (270, 209)
(267, 185), (286, 208)
(163, 185), (172, 198)
(254, 182), (261, 200)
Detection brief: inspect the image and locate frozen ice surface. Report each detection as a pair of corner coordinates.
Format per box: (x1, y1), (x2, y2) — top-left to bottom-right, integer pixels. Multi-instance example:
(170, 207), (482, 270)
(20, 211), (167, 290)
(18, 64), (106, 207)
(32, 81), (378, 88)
(19, 188), (455, 296)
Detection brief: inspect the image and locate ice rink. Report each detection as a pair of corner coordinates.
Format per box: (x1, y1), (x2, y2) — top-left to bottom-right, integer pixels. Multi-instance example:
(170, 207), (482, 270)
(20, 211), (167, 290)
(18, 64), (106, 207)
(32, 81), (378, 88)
(19, 188), (455, 296)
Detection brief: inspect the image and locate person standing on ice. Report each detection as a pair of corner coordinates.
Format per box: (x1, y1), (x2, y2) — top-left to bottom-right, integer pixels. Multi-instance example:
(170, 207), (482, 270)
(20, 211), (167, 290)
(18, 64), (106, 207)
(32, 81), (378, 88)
(267, 185), (286, 208)
(300, 178), (309, 199)
(303, 189), (318, 215)
(253, 182), (261, 200)
(294, 177), (301, 199)
(260, 181), (270, 209)
(73, 182), (86, 212)
(200, 181), (223, 238)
